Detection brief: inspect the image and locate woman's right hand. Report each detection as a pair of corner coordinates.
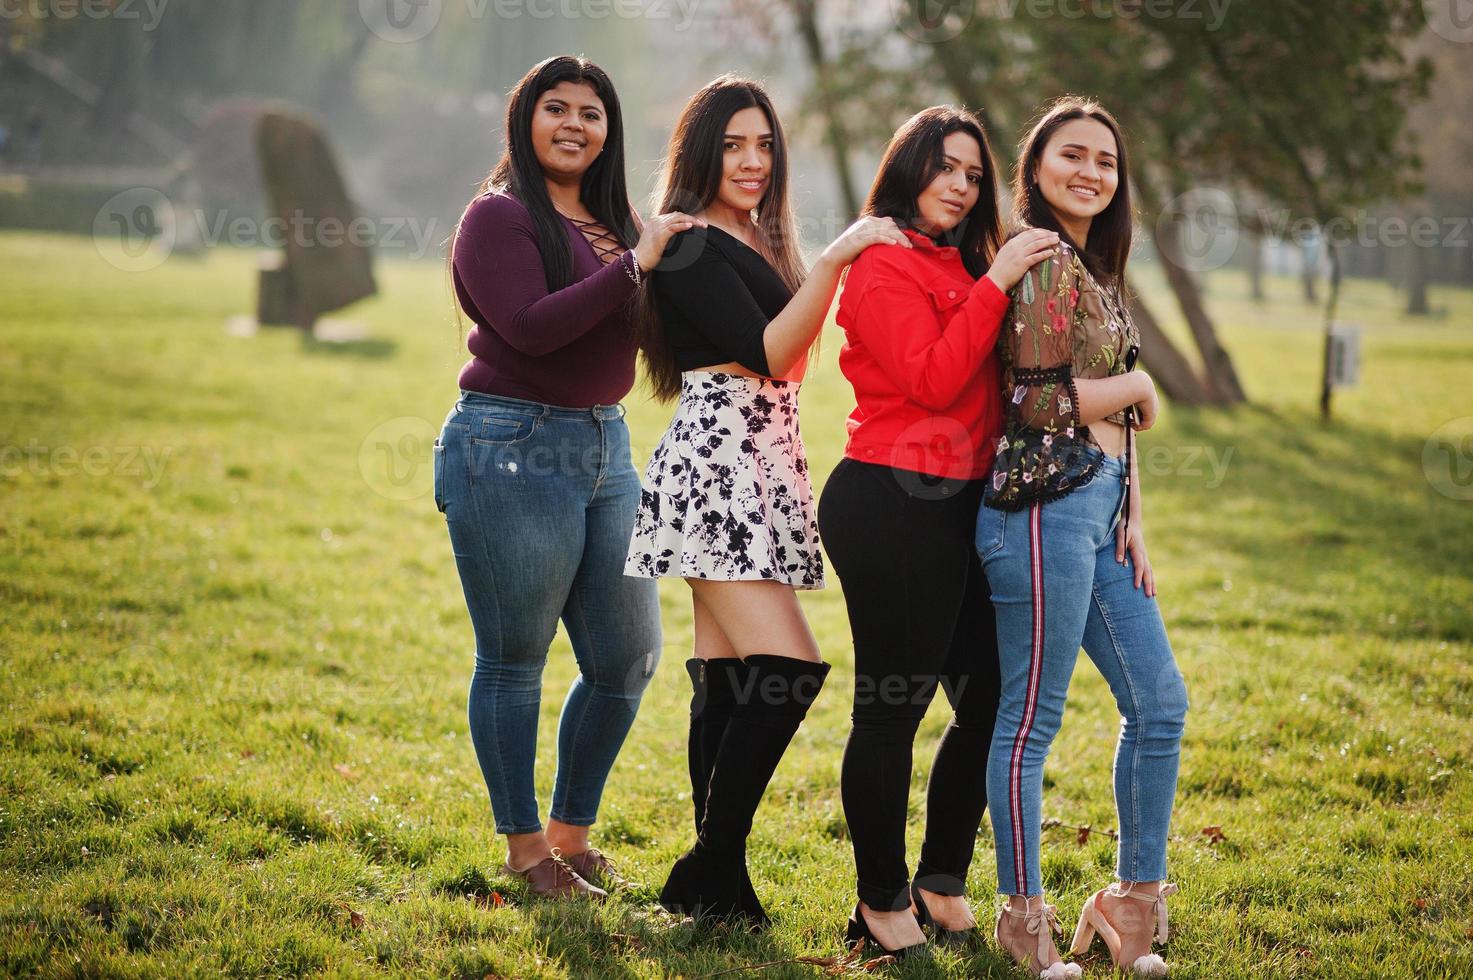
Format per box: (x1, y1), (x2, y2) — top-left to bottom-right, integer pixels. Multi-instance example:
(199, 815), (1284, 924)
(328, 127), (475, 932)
(817, 215), (912, 271)
(633, 211), (707, 272)
(1131, 372), (1159, 431)
(984, 228), (1061, 294)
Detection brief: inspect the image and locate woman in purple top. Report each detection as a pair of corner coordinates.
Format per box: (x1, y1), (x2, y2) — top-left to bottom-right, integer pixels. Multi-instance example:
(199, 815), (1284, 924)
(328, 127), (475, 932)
(434, 55), (703, 900)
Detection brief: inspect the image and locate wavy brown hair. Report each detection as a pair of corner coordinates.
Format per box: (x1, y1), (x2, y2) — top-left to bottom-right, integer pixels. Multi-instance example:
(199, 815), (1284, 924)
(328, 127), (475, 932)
(635, 75), (806, 403)
(861, 105), (1003, 279)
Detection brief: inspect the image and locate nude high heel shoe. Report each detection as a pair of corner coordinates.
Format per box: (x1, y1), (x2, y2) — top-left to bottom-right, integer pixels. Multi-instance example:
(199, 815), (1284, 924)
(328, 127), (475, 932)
(1069, 881), (1179, 976)
(995, 897), (1083, 979)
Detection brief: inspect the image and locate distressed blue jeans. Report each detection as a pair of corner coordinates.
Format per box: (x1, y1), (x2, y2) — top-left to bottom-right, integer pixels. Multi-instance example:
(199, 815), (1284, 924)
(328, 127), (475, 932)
(976, 449), (1187, 895)
(435, 391), (662, 834)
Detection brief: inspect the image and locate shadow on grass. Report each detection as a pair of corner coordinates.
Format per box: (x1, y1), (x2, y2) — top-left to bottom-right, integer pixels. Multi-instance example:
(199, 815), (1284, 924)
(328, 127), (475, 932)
(518, 897), (796, 979)
(298, 334), (398, 359)
(1162, 402), (1472, 641)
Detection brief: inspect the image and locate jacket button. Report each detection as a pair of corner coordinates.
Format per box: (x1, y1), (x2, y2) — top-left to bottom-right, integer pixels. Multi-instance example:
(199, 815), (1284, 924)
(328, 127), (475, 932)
(948, 290), (957, 299)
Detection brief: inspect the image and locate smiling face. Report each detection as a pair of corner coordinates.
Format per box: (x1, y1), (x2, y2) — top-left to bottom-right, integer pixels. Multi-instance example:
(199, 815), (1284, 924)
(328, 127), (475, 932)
(1035, 117), (1119, 227)
(530, 80), (607, 182)
(713, 106), (773, 215)
(915, 130), (984, 236)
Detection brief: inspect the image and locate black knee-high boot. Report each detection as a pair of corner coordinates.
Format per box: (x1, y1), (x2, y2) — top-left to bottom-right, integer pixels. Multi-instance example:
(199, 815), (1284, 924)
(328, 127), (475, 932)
(662, 655), (830, 923)
(685, 658), (743, 832)
(683, 657), (768, 925)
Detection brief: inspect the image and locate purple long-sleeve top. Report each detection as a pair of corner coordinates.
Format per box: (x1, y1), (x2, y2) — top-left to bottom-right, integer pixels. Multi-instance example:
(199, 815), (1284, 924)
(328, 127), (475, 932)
(452, 191), (640, 407)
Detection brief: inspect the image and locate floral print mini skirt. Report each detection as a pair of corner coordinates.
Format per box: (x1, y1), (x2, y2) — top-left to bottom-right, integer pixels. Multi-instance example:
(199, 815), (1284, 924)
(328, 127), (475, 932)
(624, 371), (824, 590)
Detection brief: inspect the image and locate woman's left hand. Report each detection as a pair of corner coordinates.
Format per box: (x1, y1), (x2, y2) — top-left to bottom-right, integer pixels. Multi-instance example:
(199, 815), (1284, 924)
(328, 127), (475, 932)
(1116, 517), (1156, 597)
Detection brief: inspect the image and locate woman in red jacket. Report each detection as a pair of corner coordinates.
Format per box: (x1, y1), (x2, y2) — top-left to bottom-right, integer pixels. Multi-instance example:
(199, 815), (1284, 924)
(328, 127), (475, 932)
(817, 106), (1058, 958)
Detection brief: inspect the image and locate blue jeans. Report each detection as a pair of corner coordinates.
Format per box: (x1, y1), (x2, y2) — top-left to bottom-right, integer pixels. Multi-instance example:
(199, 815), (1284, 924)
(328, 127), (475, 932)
(976, 450), (1187, 896)
(435, 391), (662, 835)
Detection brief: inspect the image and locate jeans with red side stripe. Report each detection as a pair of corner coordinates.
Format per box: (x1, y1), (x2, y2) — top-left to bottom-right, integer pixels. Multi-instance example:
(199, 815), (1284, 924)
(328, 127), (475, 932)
(975, 448), (1188, 897)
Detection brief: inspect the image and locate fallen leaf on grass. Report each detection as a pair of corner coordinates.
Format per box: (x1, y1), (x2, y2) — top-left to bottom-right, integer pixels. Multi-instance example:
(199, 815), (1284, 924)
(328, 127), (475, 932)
(471, 891), (507, 910)
(1201, 825), (1227, 845)
(333, 763), (357, 780)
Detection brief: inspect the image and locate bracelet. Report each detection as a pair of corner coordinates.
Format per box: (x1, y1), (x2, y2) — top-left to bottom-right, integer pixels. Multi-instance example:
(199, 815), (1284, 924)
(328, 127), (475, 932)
(621, 249), (641, 287)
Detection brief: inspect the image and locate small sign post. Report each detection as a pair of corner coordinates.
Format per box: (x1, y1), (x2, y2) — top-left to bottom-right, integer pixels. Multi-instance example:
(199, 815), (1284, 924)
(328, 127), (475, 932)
(1320, 322), (1360, 420)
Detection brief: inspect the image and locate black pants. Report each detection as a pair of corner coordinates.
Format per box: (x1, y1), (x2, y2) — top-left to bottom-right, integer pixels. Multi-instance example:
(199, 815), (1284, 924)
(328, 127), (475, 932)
(817, 458), (1000, 912)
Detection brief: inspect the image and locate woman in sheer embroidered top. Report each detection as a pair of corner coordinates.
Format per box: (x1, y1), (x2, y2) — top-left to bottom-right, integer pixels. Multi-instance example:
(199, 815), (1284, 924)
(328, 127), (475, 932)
(987, 240), (1140, 510)
(976, 98), (1185, 980)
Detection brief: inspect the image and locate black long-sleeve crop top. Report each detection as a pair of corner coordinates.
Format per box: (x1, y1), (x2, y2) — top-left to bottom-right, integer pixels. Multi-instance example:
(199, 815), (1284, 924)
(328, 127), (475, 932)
(650, 225), (795, 377)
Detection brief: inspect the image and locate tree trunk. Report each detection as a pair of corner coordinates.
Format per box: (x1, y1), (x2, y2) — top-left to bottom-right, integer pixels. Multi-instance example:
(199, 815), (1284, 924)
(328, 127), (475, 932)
(1319, 243), (1344, 422)
(1127, 294), (1216, 405)
(1247, 233), (1265, 302)
(1406, 237), (1431, 316)
(1135, 171), (1247, 403)
(1152, 218), (1247, 403)
(788, 0), (860, 219)
(1301, 242), (1319, 304)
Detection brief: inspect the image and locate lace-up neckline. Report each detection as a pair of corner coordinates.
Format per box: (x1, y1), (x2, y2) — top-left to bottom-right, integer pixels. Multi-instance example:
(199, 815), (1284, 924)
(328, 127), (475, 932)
(564, 215), (624, 266)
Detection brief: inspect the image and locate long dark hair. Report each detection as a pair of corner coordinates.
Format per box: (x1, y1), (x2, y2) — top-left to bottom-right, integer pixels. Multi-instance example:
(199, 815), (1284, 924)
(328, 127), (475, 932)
(635, 75), (806, 403)
(862, 105), (1003, 279)
(453, 56), (635, 294)
(1013, 96), (1133, 296)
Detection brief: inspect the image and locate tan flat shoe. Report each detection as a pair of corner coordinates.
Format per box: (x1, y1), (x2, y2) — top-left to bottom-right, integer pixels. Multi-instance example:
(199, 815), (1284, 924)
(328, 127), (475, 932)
(501, 853), (608, 900)
(1069, 881), (1178, 976)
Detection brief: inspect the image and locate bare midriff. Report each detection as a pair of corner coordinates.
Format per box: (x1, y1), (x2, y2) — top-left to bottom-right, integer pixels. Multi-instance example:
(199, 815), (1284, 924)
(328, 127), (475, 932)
(1090, 418), (1127, 460)
(689, 352), (807, 385)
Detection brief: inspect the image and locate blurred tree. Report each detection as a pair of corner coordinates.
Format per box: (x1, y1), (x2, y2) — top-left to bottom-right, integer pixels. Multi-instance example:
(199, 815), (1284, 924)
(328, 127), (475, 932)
(1401, 28), (1473, 313)
(869, 1), (1431, 409)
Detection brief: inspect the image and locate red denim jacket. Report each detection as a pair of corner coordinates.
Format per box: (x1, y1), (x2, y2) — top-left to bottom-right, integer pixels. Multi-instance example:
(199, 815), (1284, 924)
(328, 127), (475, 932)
(834, 228), (1009, 481)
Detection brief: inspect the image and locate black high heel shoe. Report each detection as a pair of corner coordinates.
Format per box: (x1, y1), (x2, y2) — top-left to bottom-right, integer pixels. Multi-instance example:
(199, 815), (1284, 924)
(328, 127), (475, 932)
(911, 887), (978, 948)
(845, 900), (929, 961)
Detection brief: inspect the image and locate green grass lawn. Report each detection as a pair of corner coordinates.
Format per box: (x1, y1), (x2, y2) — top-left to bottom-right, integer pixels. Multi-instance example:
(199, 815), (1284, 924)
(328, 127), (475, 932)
(2, 231), (1470, 978)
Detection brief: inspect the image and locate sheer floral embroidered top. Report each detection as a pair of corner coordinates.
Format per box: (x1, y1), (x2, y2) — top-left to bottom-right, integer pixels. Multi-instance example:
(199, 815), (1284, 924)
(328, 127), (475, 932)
(984, 242), (1141, 521)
